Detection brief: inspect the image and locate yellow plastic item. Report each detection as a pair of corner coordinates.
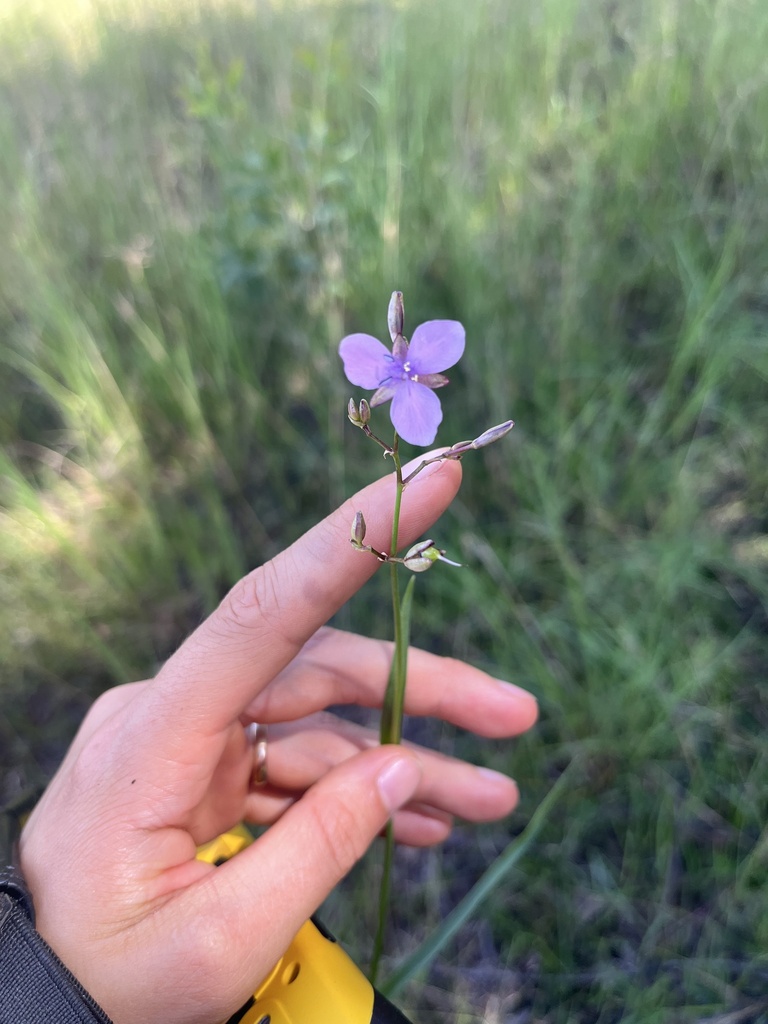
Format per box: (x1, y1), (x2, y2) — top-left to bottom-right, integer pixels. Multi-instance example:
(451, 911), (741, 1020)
(237, 919), (374, 1024)
(196, 827), (375, 1024)
(195, 823), (254, 864)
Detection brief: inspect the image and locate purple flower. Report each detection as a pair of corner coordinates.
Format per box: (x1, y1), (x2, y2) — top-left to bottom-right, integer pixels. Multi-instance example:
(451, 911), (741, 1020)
(339, 295), (465, 447)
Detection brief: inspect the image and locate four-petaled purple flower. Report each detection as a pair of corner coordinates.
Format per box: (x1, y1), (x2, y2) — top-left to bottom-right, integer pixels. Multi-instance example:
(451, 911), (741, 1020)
(339, 294), (465, 447)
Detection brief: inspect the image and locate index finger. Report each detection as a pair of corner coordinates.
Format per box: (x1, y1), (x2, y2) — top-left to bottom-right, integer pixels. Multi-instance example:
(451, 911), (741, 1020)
(148, 454), (462, 737)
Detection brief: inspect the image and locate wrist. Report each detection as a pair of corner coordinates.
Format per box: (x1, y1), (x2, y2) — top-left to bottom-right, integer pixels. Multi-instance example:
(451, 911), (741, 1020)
(0, 861), (114, 1024)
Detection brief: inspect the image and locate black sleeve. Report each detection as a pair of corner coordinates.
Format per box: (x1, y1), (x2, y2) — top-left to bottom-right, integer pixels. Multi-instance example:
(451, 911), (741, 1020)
(371, 988), (416, 1023)
(0, 865), (114, 1024)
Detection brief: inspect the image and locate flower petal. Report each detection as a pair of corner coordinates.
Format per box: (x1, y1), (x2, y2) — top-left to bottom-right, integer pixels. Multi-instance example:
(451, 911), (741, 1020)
(338, 333), (392, 389)
(408, 320), (465, 374)
(390, 380), (443, 446)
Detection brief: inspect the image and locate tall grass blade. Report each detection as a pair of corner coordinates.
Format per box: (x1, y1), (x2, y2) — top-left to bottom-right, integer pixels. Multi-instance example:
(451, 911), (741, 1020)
(382, 759), (581, 998)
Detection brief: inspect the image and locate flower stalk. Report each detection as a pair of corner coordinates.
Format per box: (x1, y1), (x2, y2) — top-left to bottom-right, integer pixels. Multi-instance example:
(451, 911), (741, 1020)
(370, 433), (401, 984)
(339, 291), (516, 983)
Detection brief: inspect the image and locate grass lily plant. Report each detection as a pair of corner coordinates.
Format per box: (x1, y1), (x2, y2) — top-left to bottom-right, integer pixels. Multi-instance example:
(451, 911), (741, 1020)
(340, 291), (514, 979)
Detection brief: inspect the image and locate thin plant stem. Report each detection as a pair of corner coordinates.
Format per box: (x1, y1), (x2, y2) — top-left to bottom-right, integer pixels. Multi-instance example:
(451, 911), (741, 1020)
(370, 819), (395, 985)
(389, 442), (407, 741)
(371, 434), (407, 983)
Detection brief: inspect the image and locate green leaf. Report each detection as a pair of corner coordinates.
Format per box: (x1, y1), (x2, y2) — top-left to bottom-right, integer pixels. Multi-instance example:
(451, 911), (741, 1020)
(380, 574), (416, 745)
(382, 760), (581, 998)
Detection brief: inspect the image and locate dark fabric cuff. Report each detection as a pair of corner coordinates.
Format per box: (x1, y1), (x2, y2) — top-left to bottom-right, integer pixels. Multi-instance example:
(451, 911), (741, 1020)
(0, 867), (113, 1024)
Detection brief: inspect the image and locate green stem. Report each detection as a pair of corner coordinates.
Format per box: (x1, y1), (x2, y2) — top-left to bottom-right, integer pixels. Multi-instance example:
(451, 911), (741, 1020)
(370, 820), (395, 985)
(371, 434), (407, 983)
(383, 435), (405, 745)
(386, 565), (403, 736)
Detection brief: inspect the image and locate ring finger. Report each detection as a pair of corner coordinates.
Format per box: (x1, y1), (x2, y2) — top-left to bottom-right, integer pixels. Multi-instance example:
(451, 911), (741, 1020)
(243, 712), (518, 844)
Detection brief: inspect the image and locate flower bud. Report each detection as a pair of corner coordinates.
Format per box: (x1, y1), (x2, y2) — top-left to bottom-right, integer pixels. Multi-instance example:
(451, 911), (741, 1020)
(348, 398), (362, 425)
(447, 420), (515, 457)
(388, 290), (404, 341)
(447, 439), (474, 456)
(348, 398), (371, 427)
(350, 511), (367, 548)
(471, 419), (515, 448)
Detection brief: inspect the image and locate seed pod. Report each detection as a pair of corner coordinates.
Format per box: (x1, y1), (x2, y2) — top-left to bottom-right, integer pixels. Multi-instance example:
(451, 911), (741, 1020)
(402, 541), (438, 572)
(402, 539), (462, 571)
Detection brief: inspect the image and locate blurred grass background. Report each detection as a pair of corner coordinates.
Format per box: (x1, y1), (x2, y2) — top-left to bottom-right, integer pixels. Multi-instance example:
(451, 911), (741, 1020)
(1, 0), (768, 1019)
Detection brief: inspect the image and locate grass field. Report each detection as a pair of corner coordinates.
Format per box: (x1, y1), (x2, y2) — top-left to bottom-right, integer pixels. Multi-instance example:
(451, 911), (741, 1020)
(2, 0), (768, 1020)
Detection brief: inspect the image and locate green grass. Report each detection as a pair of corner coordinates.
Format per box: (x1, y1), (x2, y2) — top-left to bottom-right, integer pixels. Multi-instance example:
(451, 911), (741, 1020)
(2, 0), (768, 1019)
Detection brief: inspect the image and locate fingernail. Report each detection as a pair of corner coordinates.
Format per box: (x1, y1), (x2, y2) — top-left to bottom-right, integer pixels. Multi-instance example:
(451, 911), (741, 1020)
(475, 766), (513, 788)
(377, 756), (421, 812)
(495, 677), (534, 696)
(496, 679), (539, 708)
(476, 768), (519, 806)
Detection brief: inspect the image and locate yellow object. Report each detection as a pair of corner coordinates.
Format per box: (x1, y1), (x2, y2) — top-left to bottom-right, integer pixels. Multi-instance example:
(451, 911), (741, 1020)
(196, 827), (375, 1024)
(237, 919), (374, 1024)
(195, 823), (254, 864)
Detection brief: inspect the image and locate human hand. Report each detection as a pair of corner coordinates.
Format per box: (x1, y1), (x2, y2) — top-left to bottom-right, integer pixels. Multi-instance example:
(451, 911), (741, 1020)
(19, 454), (537, 1024)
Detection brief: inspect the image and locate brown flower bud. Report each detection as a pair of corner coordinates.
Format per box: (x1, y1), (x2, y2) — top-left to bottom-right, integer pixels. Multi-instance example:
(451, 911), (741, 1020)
(348, 398), (371, 427)
(388, 290), (404, 341)
(348, 398), (362, 425)
(350, 511), (367, 548)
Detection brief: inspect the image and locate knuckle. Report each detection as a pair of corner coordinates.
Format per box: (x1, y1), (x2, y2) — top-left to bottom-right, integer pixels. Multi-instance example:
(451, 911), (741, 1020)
(84, 683), (137, 725)
(306, 790), (372, 878)
(216, 560), (297, 648)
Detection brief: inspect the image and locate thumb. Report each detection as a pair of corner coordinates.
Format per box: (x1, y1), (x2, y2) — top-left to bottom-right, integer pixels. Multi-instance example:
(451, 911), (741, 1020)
(206, 747), (421, 979)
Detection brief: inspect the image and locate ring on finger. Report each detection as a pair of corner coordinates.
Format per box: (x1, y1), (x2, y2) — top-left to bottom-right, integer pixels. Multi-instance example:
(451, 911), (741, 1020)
(245, 722), (269, 788)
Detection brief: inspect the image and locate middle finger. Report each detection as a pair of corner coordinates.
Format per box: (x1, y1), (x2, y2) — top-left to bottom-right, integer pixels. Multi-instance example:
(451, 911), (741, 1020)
(243, 712), (519, 825)
(246, 627), (538, 738)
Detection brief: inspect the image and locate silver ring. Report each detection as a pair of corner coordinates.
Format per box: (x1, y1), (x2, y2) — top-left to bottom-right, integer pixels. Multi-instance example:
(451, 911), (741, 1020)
(246, 722), (268, 788)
